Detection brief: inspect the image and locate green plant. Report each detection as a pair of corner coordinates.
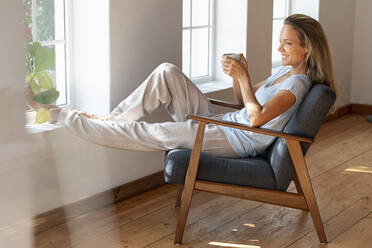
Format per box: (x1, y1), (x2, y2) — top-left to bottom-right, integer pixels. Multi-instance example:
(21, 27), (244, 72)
(26, 42), (59, 123)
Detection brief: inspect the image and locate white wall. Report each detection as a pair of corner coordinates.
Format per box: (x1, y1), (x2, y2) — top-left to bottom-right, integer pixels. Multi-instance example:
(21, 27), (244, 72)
(104, 0), (182, 200)
(319, 0), (356, 108)
(351, 0), (372, 105)
(110, 0), (182, 109)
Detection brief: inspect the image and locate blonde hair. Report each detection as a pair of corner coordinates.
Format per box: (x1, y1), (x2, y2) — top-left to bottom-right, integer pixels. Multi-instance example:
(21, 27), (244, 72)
(284, 14), (338, 113)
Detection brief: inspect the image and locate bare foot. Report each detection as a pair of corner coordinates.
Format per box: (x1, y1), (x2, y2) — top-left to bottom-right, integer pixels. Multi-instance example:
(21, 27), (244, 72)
(79, 112), (109, 121)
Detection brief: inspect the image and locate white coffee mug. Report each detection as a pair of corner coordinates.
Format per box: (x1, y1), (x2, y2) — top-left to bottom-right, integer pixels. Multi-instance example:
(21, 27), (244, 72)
(223, 53), (242, 62)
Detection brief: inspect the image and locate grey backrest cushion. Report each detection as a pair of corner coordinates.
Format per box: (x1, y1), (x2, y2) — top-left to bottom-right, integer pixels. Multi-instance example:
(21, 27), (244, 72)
(267, 83), (336, 191)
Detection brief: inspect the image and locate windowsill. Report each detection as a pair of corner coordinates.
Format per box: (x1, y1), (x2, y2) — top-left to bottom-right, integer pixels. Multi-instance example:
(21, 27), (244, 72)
(25, 108), (65, 134)
(25, 122), (64, 134)
(195, 80), (233, 94)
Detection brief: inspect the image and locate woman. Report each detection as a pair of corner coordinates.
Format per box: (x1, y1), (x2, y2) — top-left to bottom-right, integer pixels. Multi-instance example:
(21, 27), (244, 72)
(31, 14), (337, 158)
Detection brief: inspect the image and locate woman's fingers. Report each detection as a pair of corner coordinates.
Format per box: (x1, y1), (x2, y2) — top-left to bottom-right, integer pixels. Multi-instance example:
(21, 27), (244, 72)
(240, 55), (247, 64)
(221, 62), (231, 69)
(221, 54), (249, 80)
(221, 57), (240, 76)
(221, 58), (236, 69)
(221, 56), (237, 64)
(221, 62), (233, 75)
(240, 54), (246, 62)
(241, 56), (248, 69)
(221, 55), (230, 62)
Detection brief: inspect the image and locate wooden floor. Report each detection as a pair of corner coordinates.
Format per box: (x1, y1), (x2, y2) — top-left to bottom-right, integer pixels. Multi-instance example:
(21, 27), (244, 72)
(34, 114), (372, 248)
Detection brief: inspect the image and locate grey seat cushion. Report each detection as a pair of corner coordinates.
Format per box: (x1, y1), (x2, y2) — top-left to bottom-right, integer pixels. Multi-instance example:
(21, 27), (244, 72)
(164, 84), (336, 191)
(164, 149), (276, 190)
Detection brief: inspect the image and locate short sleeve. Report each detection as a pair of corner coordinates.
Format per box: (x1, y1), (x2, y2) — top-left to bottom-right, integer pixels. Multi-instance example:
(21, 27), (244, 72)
(279, 76), (312, 105)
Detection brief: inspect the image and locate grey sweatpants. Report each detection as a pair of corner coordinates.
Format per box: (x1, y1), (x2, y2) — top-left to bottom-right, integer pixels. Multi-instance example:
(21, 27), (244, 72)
(58, 63), (238, 157)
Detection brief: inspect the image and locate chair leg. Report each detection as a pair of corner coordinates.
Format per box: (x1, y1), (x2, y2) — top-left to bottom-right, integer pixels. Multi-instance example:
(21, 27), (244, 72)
(175, 185), (184, 208)
(175, 182), (195, 244)
(293, 173), (303, 194)
(286, 139), (327, 243)
(174, 122), (206, 244)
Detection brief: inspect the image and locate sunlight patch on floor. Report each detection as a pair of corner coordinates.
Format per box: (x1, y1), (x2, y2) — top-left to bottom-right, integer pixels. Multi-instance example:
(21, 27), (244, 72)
(208, 241), (261, 248)
(243, 223), (256, 228)
(344, 166), (372, 174)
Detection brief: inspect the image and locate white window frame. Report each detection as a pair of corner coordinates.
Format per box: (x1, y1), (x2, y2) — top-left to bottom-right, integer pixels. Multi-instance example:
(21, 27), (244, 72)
(29, 0), (69, 107)
(182, 0), (215, 84)
(272, 0), (292, 68)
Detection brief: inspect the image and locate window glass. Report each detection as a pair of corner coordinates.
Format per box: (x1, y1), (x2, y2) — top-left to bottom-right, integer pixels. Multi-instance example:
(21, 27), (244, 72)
(182, 0), (212, 81)
(36, 0), (56, 41)
(54, 0), (66, 41)
(25, 0), (33, 42)
(273, 0), (287, 19)
(183, 0), (191, 28)
(30, 44), (66, 106)
(272, 0), (290, 65)
(54, 44), (67, 105)
(191, 28), (209, 78)
(26, 0), (67, 106)
(192, 0), (209, 26)
(272, 19), (283, 62)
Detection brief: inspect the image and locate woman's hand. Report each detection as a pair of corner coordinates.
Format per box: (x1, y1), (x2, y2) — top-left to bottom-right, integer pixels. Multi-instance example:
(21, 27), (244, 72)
(221, 54), (249, 82)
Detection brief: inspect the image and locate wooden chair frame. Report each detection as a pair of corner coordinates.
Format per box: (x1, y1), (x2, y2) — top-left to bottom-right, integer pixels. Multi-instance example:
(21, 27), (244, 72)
(173, 98), (327, 244)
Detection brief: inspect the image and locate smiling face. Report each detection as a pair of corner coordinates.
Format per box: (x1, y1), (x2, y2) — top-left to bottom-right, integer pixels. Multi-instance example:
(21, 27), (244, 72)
(278, 24), (309, 71)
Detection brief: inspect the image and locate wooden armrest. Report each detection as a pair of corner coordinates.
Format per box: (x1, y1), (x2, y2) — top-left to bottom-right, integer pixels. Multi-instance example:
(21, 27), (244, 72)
(187, 114), (313, 143)
(208, 98), (243, 109)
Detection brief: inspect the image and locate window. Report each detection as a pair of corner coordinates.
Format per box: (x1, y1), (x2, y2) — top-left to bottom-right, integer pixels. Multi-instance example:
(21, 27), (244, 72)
(272, 0), (291, 67)
(25, 0), (68, 106)
(182, 0), (214, 83)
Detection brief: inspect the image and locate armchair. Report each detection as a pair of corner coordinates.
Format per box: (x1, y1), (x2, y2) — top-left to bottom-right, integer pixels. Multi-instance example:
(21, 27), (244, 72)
(164, 83), (336, 244)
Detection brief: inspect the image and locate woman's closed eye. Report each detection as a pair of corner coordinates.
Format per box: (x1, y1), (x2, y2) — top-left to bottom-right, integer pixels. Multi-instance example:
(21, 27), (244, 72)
(279, 39), (292, 45)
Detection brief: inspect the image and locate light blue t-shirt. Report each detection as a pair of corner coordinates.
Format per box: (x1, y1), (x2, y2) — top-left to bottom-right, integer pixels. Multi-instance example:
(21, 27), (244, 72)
(223, 66), (312, 157)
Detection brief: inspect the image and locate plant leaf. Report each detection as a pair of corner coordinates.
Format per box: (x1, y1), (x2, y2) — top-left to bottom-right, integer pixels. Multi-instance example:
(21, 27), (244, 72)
(29, 42), (42, 57)
(30, 81), (41, 95)
(34, 44), (55, 72)
(37, 73), (53, 90)
(33, 88), (59, 104)
(25, 71), (35, 84)
(34, 108), (50, 124)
